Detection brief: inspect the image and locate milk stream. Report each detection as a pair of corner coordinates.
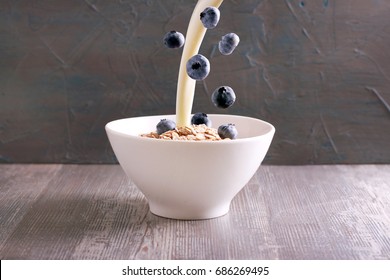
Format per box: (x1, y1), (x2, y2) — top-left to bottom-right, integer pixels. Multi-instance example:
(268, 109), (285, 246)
(175, 0), (224, 127)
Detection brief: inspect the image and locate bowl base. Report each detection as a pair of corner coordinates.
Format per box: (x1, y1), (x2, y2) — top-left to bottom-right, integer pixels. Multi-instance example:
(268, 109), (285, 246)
(148, 202), (230, 220)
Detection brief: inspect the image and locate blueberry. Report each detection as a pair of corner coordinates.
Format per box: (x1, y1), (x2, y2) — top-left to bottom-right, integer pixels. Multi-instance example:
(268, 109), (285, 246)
(218, 124), (238, 139)
(163, 31), (185, 48)
(200, 7), (220, 29)
(191, 112), (212, 127)
(156, 119), (176, 135)
(211, 86), (236, 109)
(218, 33), (240, 55)
(186, 54), (210, 80)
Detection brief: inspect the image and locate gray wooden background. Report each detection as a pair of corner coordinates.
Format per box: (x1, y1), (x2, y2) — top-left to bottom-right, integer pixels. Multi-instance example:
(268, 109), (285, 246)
(1, 0), (389, 164)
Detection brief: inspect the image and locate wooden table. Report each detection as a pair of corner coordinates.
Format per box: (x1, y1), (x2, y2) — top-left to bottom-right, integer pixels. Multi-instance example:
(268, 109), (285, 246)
(1, 164), (389, 260)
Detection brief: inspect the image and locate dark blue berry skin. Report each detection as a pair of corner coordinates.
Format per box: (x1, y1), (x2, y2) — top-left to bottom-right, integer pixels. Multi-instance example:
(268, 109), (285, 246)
(191, 112), (212, 127)
(211, 86), (236, 109)
(163, 31), (185, 48)
(200, 7), (220, 29)
(218, 33), (240, 55)
(156, 119), (176, 135)
(186, 54), (210, 80)
(218, 124), (238, 139)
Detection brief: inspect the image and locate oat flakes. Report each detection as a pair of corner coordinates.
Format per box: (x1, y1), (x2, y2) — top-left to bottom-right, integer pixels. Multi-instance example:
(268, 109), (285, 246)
(140, 124), (227, 141)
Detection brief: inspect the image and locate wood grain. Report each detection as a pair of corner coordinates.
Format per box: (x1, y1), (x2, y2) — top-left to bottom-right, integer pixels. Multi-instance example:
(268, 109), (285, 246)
(0, 164), (389, 259)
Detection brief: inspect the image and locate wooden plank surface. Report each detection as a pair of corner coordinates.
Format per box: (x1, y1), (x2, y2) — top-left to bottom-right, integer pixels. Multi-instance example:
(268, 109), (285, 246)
(0, 164), (389, 260)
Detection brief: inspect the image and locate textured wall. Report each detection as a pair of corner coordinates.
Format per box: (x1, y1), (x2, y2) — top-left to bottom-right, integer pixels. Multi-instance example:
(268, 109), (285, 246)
(0, 0), (389, 164)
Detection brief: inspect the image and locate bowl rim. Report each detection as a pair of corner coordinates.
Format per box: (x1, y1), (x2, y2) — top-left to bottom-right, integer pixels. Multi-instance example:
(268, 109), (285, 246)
(105, 114), (275, 145)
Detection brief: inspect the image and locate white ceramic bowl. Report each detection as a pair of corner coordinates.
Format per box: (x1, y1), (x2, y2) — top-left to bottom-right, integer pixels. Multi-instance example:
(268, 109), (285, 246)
(105, 114), (275, 220)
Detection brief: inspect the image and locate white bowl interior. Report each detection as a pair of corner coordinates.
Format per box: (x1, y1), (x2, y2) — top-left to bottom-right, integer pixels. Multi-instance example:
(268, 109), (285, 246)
(106, 114), (274, 140)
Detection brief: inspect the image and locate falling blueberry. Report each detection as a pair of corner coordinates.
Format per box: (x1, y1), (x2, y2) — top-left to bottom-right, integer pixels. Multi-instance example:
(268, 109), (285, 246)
(163, 31), (185, 49)
(200, 7), (220, 29)
(218, 33), (240, 55)
(186, 54), (210, 80)
(191, 112), (212, 127)
(156, 119), (176, 135)
(211, 86), (236, 109)
(218, 124), (238, 139)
